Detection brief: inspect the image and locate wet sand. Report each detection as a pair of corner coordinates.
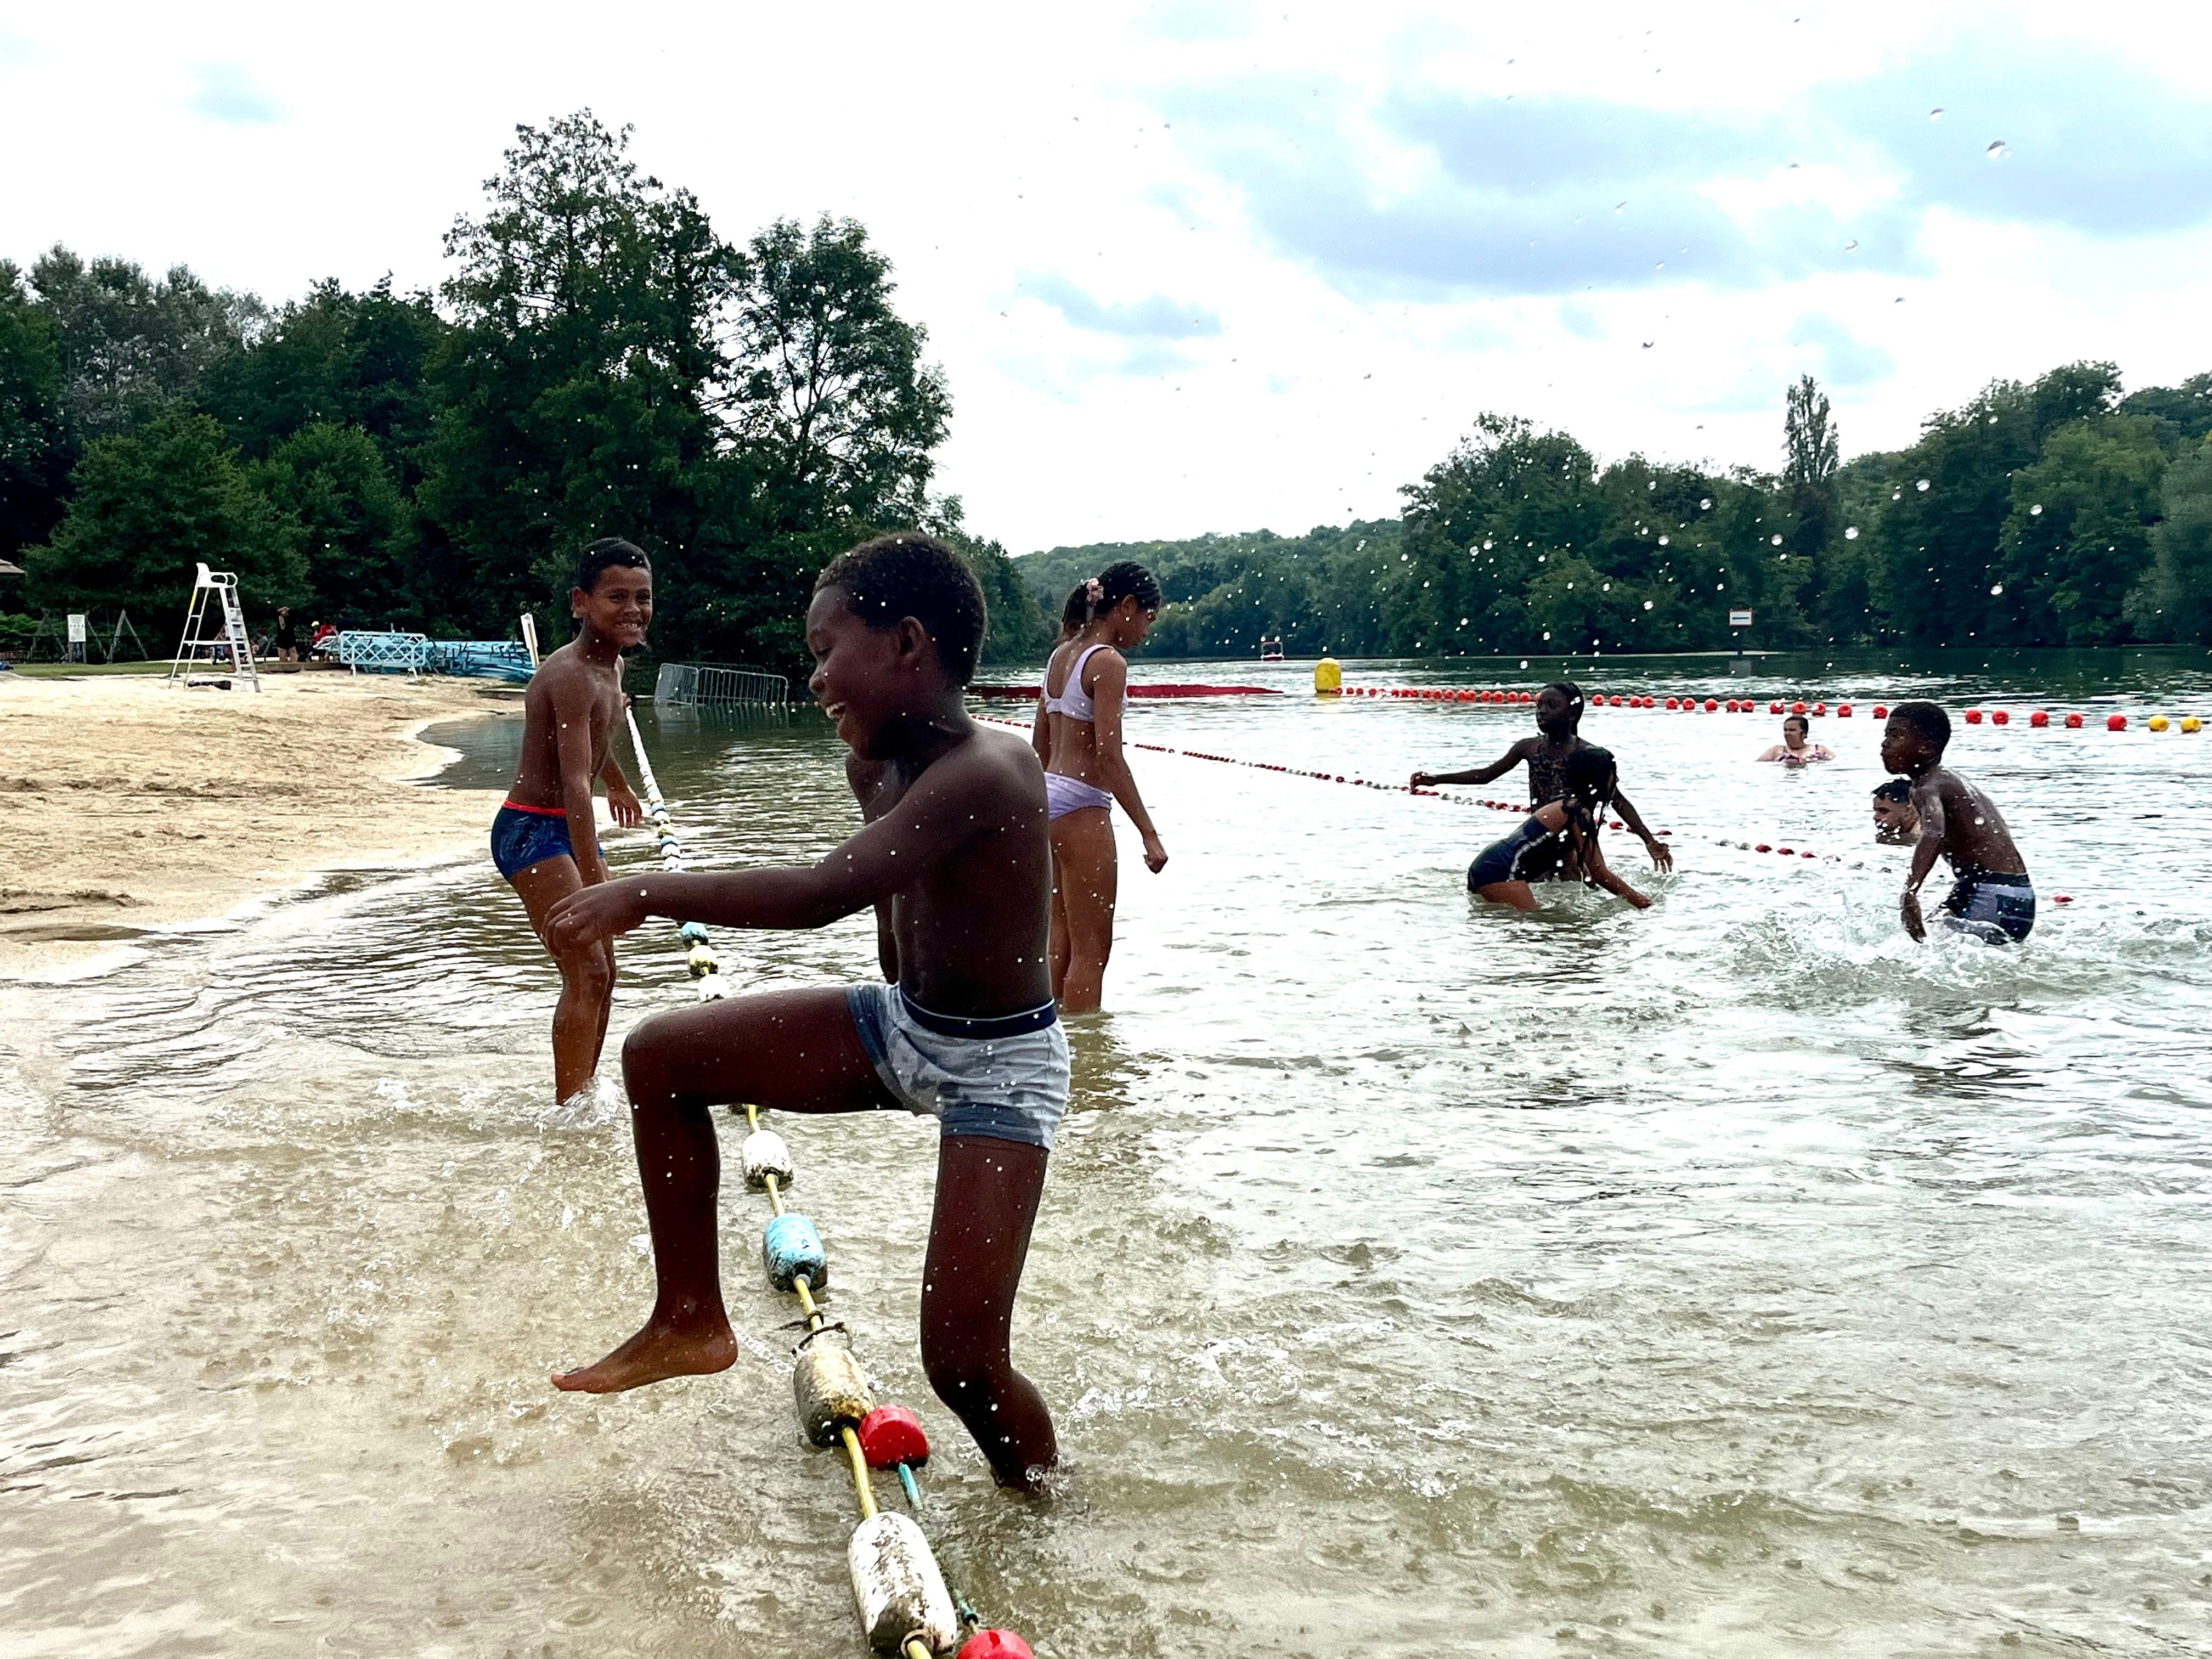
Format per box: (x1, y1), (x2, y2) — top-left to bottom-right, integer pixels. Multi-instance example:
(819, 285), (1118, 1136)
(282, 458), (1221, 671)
(0, 670), (512, 972)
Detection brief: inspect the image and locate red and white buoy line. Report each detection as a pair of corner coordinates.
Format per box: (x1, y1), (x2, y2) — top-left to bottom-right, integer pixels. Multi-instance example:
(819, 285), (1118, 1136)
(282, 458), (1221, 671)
(1336, 685), (2204, 734)
(970, 712), (2080, 904)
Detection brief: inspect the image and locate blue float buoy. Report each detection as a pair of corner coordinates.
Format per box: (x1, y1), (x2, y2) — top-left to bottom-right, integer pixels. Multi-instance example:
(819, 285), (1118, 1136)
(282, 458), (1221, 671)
(764, 1212), (827, 1290)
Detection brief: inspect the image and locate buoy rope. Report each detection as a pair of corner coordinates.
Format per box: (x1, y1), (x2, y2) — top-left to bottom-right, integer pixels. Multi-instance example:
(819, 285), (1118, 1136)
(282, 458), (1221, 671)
(973, 713), (2081, 903)
(624, 710), (731, 1001)
(1334, 685), (2202, 732)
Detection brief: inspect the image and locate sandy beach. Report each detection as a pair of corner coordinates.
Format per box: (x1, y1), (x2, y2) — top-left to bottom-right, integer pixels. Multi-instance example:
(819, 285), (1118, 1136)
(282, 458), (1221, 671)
(0, 669), (514, 972)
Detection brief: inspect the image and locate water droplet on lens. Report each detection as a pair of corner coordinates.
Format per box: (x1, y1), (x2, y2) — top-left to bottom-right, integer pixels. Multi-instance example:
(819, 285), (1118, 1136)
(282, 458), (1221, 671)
(1990, 583), (2004, 595)
(1916, 479), (1931, 492)
(1699, 497), (1712, 510)
(1929, 107), (1945, 120)
(1643, 600), (1654, 610)
(1845, 239), (1858, 251)
(1770, 533), (1784, 545)
(2029, 503), (2043, 515)
(1987, 140), (2008, 158)
(1845, 526), (1860, 540)
(1658, 535), (1669, 545)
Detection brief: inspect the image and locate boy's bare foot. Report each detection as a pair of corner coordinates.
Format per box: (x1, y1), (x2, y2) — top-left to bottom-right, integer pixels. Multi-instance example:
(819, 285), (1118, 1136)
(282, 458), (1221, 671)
(551, 1319), (738, 1393)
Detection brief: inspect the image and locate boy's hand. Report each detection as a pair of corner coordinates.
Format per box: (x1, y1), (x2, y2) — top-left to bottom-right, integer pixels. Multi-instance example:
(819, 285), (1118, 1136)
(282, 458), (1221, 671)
(1643, 835), (1674, 873)
(1900, 888), (1926, 941)
(607, 780), (645, 828)
(1409, 770), (1436, 788)
(549, 881), (651, 951)
(1142, 833), (1169, 874)
(1624, 888), (1654, 910)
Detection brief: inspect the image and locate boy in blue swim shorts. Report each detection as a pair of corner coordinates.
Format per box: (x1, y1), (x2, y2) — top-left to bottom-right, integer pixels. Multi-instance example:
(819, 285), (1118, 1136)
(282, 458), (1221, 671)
(494, 539), (652, 1104)
(543, 533), (1069, 1491)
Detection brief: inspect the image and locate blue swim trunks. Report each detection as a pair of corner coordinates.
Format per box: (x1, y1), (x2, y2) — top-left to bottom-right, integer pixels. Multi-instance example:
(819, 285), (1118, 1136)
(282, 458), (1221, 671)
(1940, 868), (2035, 944)
(490, 800), (576, 880)
(845, 982), (1070, 1150)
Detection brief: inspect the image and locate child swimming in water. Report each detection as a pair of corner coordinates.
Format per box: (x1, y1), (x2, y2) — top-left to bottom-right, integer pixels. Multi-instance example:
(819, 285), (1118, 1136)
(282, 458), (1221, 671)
(543, 532), (1068, 1489)
(1409, 681), (1673, 874)
(489, 538), (651, 1106)
(1029, 561), (1169, 1015)
(1465, 746), (1652, 912)
(1880, 700), (2034, 944)
(1871, 777), (1919, 845)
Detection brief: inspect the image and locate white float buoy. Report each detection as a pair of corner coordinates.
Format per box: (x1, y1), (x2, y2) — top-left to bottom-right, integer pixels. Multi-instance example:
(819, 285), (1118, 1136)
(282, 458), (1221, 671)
(741, 1130), (794, 1188)
(793, 1337), (874, 1446)
(847, 1511), (959, 1654)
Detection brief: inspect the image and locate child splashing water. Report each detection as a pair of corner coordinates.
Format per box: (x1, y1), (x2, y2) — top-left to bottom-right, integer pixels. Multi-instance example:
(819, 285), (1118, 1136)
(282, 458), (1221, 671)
(543, 533), (1068, 1489)
(490, 539), (651, 1108)
(1029, 561), (1169, 1015)
(1465, 747), (1653, 913)
(1882, 699), (2034, 944)
(1409, 681), (1673, 877)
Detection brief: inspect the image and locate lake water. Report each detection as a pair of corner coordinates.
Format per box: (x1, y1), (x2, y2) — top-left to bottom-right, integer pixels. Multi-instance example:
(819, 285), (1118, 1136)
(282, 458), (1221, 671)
(5, 647), (2211, 1657)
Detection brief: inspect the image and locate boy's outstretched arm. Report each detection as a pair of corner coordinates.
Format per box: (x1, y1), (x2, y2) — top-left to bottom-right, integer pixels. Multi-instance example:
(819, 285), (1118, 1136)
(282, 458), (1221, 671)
(546, 749), (991, 950)
(1412, 739), (1527, 789)
(552, 674), (610, 883)
(1900, 780), (1947, 941)
(1609, 787), (1675, 872)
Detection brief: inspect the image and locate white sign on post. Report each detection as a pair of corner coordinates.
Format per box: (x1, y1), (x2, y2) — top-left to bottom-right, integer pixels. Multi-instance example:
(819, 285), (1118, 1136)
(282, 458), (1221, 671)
(67, 613), (88, 644)
(1728, 608), (1755, 628)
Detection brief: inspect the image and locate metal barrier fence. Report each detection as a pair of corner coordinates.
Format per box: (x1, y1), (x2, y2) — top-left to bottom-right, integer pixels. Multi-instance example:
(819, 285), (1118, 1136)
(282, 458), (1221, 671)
(337, 630), (430, 674)
(425, 640), (535, 683)
(654, 662), (789, 707)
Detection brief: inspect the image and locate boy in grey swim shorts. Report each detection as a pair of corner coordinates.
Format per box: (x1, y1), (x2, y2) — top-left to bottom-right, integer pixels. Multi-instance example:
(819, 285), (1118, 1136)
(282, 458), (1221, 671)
(543, 533), (1068, 1490)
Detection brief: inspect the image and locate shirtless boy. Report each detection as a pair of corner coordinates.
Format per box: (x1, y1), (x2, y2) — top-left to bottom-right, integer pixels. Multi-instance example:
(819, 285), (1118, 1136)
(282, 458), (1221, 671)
(489, 538), (650, 1104)
(1881, 700), (2034, 944)
(543, 532), (1068, 1490)
(1409, 681), (1673, 873)
(1757, 714), (1833, 766)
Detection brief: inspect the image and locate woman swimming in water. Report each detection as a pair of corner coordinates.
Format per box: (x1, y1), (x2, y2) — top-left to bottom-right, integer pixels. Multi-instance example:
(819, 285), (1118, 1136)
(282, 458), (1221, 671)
(1029, 562), (1169, 1014)
(1465, 746), (1653, 912)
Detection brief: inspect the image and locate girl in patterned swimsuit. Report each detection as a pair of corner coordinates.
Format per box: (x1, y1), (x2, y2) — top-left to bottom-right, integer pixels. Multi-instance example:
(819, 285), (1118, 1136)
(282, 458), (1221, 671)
(1028, 561), (1168, 1014)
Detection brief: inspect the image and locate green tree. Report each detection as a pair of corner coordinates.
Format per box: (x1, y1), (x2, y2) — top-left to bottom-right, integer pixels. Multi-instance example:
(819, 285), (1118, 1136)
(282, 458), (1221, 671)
(2118, 373), (2212, 450)
(2125, 438), (2212, 642)
(0, 262), (69, 562)
(29, 246), (265, 442)
(730, 216), (951, 534)
(24, 408), (304, 623)
(200, 278), (445, 479)
(419, 111), (741, 638)
(1993, 415), (2164, 645)
(249, 422), (414, 623)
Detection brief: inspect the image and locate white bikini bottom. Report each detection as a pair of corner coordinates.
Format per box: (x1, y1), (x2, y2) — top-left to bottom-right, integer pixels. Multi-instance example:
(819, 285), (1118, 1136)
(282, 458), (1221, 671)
(1045, 772), (1114, 820)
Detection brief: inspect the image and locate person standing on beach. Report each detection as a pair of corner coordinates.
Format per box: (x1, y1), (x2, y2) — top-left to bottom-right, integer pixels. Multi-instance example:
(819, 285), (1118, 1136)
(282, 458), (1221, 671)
(489, 538), (651, 1105)
(1028, 561), (1169, 1015)
(1409, 682), (1674, 874)
(543, 533), (1068, 1489)
(1881, 700), (2034, 944)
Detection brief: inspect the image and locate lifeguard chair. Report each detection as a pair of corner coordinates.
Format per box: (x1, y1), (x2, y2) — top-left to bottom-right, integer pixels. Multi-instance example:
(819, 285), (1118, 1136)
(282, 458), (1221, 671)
(166, 563), (261, 691)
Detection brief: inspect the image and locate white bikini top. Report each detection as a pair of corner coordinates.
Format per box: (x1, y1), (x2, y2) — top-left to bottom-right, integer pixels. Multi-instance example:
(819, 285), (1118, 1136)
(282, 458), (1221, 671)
(1043, 643), (1115, 723)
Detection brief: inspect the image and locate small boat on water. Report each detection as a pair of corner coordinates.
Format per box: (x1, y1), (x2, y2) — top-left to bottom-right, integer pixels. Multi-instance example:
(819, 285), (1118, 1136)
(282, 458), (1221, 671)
(1259, 634), (1285, 661)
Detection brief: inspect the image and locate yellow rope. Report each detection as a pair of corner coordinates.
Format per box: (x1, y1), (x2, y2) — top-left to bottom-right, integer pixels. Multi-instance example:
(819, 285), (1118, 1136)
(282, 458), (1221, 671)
(841, 1425), (878, 1520)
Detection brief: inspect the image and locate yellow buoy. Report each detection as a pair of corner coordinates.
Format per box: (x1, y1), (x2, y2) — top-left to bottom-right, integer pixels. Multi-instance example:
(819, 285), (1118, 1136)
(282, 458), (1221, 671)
(2149, 715), (2171, 732)
(1314, 656), (1342, 695)
(2183, 716), (2203, 733)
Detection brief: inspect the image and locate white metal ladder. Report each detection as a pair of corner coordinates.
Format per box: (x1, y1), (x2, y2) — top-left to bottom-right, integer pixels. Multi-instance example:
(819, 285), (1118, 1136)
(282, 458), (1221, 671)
(166, 563), (261, 691)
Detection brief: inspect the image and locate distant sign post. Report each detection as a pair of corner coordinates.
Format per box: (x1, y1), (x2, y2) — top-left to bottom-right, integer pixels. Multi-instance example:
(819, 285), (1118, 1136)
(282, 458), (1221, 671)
(1726, 608), (1753, 675)
(1728, 608), (1754, 629)
(66, 612), (87, 663)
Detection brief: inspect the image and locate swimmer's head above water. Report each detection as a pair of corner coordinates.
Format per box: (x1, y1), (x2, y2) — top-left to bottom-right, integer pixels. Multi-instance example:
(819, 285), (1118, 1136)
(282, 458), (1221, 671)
(809, 532), (988, 758)
(1537, 681), (1585, 738)
(1872, 776), (1919, 843)
(1880, 699), (1950, 778)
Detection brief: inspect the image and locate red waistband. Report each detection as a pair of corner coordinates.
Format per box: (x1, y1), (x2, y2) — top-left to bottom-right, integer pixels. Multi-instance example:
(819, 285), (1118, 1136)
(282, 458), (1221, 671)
(500, 799), (569, 817)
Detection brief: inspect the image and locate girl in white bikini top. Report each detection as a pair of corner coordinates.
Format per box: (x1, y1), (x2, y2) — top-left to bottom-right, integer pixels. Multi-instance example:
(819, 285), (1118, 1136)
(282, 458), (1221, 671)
(1043, 641), (1115, 723)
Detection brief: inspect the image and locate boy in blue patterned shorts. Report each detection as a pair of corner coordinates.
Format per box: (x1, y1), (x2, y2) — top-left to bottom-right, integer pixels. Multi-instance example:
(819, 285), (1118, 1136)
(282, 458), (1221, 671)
(544, 533), (1067, 1489)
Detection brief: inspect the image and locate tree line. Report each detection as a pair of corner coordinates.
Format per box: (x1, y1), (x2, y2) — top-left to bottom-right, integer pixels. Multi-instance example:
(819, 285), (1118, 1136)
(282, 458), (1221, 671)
(0, 111), (1049, 668)
(1020, 364), (2212, 658)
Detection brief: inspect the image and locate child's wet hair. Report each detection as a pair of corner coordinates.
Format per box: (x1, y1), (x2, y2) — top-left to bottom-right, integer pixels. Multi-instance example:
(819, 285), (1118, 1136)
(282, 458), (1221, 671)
(1565, 743), (1617, 811)
(1889, 699), (1951, 750)
(1872, 777), (1912, 803)
(1087, 561), (1161, 620)
(815, 532), (988, 685)
(577, 537), (650, 592)
(1060, 584), (1092, 637)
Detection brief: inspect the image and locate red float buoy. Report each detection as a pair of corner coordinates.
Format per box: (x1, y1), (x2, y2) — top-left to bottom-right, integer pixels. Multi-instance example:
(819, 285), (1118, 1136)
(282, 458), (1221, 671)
(2030, 710), (2050, 727)
(1991, 709), (2010, 726)
(2053, 895), (2074, 905)
(2107, 713), (2128, 730)
(1838, 703), (1853, 717)
(1756, 844), (1772, 853)
(1791, 701), (1807, 715)
(858, 1404), (930, 1469)
(1704, 698), (1719, 712)
(1664, 696), (1679, 709)
(1769, 701), (1784, 714)
(2064, 713), (2083, 729)
(1965, 709), (1983, 724)
(958, 1633), (1037, 1659)
(1873, 704), (1888, 719)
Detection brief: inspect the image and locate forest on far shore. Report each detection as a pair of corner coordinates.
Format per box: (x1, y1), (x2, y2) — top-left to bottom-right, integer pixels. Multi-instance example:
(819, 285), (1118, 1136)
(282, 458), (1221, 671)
(1019, 365), (2212, 661)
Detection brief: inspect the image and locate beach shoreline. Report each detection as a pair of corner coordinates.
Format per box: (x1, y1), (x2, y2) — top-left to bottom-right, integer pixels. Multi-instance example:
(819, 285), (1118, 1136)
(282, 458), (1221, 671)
(0, 670), (517, 975)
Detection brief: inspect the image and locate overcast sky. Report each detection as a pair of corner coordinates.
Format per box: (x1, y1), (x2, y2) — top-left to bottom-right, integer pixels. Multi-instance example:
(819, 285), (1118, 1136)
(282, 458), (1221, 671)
(6, 0), (2210, 552)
